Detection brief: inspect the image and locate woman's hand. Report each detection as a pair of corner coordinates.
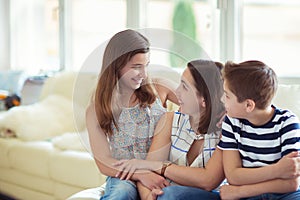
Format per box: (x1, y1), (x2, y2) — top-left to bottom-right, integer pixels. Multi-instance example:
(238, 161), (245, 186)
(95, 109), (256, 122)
(113, 159), (150, 180)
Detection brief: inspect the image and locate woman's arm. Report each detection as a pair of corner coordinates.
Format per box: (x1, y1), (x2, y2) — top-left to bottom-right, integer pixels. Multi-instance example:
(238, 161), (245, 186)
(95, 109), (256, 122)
(86, 104), (121, 177)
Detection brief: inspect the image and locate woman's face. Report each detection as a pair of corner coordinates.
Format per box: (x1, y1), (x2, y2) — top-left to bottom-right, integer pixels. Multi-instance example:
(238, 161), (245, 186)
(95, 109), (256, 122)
(119, 53), (149, 92)
(176, 68), (205, 117)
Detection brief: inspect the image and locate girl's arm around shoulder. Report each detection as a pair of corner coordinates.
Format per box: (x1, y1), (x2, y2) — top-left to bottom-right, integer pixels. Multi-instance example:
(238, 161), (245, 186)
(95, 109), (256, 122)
(153, 78), (179, 108)
(86, 103), (121, 177)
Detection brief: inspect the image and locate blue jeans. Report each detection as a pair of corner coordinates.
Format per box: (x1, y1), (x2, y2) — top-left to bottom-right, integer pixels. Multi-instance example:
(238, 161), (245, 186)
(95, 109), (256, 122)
(157, 185), (221, 200)
(240, 190), (300, 200)
(100, 177), (140, 200)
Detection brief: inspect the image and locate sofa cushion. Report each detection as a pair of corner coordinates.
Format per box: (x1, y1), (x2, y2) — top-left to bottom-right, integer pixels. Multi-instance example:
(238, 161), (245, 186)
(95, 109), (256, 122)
(54, 182), (85, 200)
(52, 132), (88, 152)
(66, 185), (105, 200)
(8, 141), (54, 178)
(49, 150), (106, 188)
(273, 84), (300, 118)
(0, 168), (54, 195)
(39, 71), (77, 102)
(0, 138), (21, 167)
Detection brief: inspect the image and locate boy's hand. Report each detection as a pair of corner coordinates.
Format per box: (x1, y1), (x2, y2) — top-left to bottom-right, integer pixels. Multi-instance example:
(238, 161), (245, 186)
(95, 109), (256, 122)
(276, 151), (300, 179)
(219, 185), (241, 200)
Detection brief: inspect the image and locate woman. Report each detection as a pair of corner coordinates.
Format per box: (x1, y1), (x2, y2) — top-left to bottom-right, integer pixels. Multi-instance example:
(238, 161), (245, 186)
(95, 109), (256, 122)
(86, 29), (178, 200)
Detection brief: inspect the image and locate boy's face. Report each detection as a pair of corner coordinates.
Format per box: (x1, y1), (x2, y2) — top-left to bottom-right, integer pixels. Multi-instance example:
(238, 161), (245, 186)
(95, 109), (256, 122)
(223, 80), (246, 118)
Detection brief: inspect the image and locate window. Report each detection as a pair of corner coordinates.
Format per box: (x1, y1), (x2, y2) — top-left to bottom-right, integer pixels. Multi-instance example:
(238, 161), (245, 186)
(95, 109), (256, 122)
(242, 0), (300, 77)
(67, 0), (126, 70)
(10, 0), (60, 72)
(146, 0), (220, 68)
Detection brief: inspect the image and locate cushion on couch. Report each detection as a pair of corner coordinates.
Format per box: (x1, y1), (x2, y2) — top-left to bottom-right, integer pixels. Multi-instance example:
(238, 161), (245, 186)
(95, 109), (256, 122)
(273, 84), (300, 118)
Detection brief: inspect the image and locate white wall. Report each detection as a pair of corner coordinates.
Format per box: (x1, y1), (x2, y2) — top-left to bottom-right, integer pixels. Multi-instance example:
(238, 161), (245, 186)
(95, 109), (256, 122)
(0, 0), (10, 70)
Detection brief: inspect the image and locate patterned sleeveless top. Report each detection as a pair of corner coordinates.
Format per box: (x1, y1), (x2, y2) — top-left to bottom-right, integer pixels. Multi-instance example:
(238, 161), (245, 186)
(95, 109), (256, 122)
(169, 112), (221, 168)
(109, 98), (166, 160)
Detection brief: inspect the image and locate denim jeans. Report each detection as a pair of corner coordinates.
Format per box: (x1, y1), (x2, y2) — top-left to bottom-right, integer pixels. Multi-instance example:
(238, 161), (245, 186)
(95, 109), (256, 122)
(100, 177), (140, 200)
(157, 185), (221, 200)
(240, 189), (300, 200)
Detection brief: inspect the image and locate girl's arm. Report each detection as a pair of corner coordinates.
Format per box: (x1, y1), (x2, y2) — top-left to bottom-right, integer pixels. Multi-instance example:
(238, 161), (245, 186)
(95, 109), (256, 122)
(163, 148), (225, 191)
(113, 112), (173, 179)
(136, 112), (174, 199)
(86, 103), (121, 177)
(153, 78), (179, 108)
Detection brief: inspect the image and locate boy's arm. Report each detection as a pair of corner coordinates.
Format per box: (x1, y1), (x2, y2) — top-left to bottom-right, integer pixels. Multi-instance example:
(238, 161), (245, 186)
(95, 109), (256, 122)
(220, 177), (300, 200)
(223, 150), (300, 185)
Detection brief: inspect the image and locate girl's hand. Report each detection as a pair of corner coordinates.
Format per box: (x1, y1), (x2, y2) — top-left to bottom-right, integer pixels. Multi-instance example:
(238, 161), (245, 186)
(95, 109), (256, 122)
(138, 172), (170, 191)
(113, 159), (153, 180)
(147, 188), (164, 200)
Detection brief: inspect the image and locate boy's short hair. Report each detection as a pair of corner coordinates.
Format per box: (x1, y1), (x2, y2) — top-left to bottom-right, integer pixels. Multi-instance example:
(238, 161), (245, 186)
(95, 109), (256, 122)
(222, 60), (278, 109)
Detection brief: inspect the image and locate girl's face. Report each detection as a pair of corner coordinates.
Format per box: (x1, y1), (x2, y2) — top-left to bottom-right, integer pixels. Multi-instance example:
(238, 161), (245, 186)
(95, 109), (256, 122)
(176, 68), (205, 117)
(119, 53), (149, 92)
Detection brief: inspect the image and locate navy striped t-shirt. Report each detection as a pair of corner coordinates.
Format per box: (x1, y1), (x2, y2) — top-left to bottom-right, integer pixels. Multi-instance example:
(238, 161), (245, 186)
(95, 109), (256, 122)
(218, 105), (300, 167)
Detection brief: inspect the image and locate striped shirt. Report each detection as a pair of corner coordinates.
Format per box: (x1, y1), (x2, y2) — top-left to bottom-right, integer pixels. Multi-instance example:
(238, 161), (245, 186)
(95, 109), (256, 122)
(218, 105), (300, 168)
(169, 112), (221, 168)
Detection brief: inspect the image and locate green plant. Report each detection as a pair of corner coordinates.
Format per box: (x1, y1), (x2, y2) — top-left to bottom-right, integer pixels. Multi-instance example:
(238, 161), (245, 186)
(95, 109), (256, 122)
(170, 0), (201, 68)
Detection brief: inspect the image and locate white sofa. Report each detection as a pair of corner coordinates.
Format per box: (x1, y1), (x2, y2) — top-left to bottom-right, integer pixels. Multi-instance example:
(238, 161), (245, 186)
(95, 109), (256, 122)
(0, 71), (107, 200)
(0, 67), (181, 200)
(0, 68), (299, 200)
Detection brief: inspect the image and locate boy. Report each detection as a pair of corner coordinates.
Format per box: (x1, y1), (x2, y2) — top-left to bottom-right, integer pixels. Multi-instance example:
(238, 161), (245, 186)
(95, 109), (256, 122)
(218, 60), (300, 200)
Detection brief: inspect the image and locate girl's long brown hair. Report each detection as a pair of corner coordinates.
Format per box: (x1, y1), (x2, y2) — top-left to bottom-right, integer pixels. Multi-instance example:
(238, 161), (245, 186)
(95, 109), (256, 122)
(94, 29), (157, 136)
(187, 60), (225, 134)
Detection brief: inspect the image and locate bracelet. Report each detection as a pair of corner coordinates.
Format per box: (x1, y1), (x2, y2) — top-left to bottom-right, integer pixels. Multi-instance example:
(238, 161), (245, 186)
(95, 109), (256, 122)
(161, 161), (172, 177)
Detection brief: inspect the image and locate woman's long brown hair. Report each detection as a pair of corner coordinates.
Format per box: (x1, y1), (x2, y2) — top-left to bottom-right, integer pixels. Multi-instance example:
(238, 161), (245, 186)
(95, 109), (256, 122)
(187, 60), (225, 134)
(94, 29), (157, 136)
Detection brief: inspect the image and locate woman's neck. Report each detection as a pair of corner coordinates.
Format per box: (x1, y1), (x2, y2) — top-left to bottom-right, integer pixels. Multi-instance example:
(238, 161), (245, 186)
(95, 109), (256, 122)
(189, 115), (200, 134)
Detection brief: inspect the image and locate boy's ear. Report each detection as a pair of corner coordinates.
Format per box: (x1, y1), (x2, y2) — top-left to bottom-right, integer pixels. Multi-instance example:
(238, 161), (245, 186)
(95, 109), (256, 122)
(245, 99), (255, 112)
